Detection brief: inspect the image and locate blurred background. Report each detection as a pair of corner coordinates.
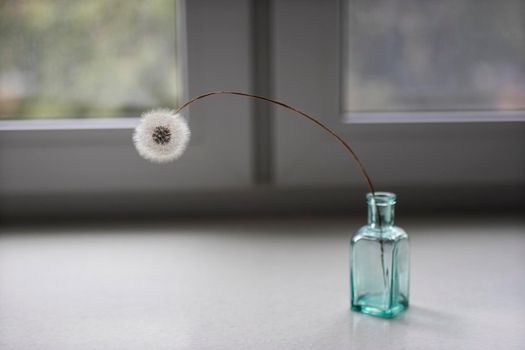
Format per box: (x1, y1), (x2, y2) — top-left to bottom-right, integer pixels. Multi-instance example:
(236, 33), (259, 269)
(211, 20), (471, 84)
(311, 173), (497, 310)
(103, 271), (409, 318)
(0, 0), (523, 221)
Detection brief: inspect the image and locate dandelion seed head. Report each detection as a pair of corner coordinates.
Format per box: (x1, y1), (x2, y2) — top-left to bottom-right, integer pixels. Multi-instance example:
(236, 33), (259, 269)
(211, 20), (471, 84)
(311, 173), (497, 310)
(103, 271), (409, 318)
(133, 109), (190, 163)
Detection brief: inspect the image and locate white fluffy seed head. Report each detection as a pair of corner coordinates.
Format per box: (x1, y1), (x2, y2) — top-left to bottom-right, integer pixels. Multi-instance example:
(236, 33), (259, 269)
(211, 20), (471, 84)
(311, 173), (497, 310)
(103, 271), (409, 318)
(133, 109), (191, 163)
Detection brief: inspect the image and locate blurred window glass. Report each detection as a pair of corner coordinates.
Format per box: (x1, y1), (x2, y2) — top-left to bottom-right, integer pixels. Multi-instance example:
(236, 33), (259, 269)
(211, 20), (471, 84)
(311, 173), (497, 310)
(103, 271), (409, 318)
(343, 0), (525, 117)
(0, 0), (180, 120)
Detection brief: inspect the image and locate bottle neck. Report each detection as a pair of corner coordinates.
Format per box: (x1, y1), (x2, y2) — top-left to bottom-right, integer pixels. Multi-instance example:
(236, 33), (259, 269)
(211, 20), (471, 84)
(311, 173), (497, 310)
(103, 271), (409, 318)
(368, 203), (395, 229)
(366, 192), (397, 229)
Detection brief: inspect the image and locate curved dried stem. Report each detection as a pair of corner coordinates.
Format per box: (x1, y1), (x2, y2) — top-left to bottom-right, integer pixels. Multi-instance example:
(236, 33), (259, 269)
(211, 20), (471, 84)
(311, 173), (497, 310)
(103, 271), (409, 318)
(176, 90), (387, 285)
(175, 91), (377, 196)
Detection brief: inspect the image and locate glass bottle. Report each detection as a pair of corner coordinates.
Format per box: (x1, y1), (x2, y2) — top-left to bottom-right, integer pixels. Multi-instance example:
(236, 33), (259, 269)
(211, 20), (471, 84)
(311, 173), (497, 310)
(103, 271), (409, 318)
(350, 192), (409, 318)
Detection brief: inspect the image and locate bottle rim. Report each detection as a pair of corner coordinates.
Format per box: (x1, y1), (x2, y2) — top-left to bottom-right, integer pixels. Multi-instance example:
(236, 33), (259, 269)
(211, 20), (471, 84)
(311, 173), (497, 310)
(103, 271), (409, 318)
(366, 192), (397, 206)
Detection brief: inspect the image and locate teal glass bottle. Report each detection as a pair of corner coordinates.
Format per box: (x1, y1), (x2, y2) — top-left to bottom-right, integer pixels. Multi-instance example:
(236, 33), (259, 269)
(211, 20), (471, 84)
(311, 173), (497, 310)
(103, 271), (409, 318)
(350, 192), (409, 318)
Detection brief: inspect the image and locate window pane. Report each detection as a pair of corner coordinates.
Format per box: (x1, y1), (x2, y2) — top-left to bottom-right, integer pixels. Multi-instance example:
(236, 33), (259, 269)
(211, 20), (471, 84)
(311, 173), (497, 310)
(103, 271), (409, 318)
(343, 0), (525, 113)
(0, 0), (179, 120)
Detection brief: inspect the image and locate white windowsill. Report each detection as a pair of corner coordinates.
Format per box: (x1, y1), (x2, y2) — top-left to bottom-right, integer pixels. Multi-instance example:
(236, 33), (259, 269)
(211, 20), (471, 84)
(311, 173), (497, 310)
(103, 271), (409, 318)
(0, 117), (140, 131)
(343, 110), (525, 123)
(0, 216), (523, 349)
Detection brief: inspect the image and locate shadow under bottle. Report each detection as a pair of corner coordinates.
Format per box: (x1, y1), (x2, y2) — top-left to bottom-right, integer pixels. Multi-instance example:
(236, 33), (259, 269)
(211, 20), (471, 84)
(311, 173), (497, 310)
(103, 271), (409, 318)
(351, 192), (410, 318)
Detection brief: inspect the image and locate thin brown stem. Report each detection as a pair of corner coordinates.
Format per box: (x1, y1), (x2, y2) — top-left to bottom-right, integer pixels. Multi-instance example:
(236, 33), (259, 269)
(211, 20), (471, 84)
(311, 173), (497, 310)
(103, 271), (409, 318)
(175, 91), (377, 196)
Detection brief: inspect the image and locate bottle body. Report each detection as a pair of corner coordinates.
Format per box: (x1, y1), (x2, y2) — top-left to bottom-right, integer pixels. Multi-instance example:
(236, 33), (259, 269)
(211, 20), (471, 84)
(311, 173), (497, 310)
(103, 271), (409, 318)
(350, 192), (409, 318)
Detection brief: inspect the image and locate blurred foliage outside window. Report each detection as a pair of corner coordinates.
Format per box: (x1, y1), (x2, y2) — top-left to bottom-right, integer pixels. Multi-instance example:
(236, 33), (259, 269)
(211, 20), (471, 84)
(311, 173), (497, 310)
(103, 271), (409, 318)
(0, 0), (179, 120)
(343, 0), (525, 113)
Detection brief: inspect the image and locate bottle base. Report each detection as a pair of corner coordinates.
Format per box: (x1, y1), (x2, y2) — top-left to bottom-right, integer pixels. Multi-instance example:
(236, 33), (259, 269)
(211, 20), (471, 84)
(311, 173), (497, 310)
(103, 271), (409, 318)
(351, 294), (408, 318)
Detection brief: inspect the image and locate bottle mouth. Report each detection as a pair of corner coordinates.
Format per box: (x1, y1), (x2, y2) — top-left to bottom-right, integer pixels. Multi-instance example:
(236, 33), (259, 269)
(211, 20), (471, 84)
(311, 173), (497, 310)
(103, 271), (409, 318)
(367, 192), (397, 206)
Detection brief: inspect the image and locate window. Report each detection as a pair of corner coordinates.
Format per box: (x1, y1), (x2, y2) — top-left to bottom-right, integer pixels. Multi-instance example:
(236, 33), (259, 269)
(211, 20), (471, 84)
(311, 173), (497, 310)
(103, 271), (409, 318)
(0, 0), (180, 120)
(0, 0), (253, 200)
(342, 0), (525, 122)
(0, 0), (522, 214)
(271, 0), (524, 189)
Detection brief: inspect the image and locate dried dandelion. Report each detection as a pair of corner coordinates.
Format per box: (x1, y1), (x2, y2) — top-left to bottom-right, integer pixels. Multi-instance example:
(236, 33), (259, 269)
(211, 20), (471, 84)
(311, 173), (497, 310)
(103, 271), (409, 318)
(133, 109), (190, 163)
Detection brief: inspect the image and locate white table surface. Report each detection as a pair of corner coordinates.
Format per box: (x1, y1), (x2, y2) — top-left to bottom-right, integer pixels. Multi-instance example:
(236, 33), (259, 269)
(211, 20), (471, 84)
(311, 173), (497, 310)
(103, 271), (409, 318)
(0, 217), (524, 350)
